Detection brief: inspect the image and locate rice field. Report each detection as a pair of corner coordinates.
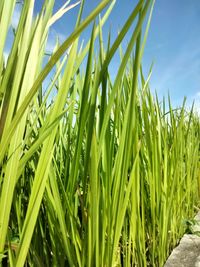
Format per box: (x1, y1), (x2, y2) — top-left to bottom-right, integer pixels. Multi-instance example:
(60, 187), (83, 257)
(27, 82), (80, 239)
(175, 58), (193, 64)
(0, 0), (199, 266)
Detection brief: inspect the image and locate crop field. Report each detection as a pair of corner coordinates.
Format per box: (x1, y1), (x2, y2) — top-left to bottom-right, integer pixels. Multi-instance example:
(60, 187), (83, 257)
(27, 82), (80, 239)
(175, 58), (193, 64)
(0, 0), (199, 266)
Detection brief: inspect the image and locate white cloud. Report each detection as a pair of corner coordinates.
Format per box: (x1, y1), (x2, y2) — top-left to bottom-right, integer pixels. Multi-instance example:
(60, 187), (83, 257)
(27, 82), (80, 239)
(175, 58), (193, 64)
(194, 92), (200, 115)
(186, 91), (200, 115)
(46, 36), (57, 53)
(3, 51), (9, 65)
(46, 30), (68, 53)
(154, 45), (200, 91)
(196, 91), (200, 98)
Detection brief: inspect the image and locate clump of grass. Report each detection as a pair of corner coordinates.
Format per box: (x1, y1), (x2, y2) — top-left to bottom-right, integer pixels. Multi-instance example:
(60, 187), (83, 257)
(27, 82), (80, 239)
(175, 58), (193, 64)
(0, 0), (199, 266)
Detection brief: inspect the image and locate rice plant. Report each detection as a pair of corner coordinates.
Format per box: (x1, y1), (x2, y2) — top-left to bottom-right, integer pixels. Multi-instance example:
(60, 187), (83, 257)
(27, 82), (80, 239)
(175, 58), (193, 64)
(0, 0), (199, 266)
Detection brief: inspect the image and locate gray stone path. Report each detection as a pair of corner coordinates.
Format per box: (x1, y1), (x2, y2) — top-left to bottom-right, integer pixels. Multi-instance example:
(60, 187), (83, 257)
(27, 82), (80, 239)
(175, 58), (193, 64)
(164, 213), (200, 267)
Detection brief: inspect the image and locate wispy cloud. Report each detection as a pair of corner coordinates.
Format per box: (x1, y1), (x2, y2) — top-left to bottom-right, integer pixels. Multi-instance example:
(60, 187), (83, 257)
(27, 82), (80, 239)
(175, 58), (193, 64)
(45, 0), (80, 53)
(3, 51), (9, 65)
(46, 30), (67, 53)
(150, 35), (200, 107)
(193, 91), (200, 114)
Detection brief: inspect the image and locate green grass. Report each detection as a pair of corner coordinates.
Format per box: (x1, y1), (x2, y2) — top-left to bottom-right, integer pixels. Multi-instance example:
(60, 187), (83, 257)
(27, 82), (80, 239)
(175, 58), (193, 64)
(0, 0), (199, 266)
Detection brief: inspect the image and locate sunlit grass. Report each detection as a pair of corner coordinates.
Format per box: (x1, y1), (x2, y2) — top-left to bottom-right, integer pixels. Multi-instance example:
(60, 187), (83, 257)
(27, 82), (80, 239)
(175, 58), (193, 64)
(0, 0), (199, 266)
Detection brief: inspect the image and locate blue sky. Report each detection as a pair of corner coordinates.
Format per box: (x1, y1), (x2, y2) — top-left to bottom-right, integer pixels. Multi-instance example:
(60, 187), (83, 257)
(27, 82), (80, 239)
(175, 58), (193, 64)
(11, 0), (200, 112)
(144, 0), (200, 110)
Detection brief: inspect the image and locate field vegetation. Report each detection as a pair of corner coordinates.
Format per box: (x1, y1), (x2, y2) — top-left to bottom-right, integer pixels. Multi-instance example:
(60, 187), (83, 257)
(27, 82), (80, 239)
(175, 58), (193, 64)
(0, 0), (199, 266)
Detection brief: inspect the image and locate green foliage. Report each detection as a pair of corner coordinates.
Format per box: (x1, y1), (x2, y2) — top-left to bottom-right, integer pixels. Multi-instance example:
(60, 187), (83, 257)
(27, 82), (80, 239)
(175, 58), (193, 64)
(0, 0), (199, 266)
